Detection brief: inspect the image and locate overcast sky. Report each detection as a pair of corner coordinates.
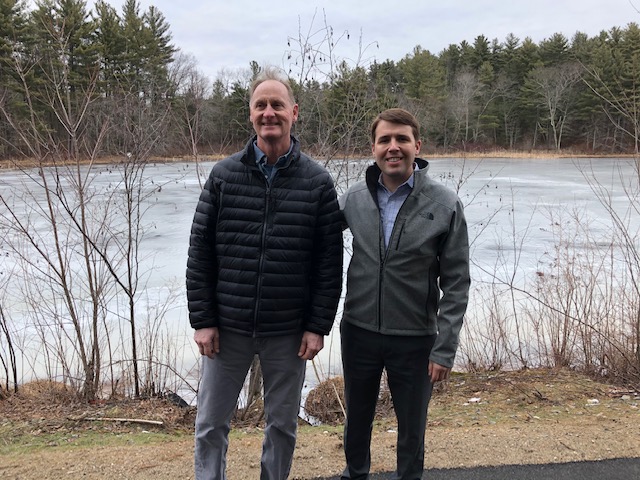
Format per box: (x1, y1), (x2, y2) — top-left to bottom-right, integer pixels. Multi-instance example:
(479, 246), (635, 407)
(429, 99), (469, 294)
(96, 0), (637, 81)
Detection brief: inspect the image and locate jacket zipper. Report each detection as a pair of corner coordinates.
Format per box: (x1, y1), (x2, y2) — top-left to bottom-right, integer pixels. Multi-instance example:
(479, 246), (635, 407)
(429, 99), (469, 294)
(378, 220), (387, 331)
(377, 197), (410, 330)
(253, 174), (271, 337)
(395, 221), (405, 250)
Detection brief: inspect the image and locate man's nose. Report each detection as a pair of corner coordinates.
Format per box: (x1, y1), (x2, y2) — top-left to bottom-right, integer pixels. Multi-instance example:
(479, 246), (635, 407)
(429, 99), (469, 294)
(264, 104), (276, 116)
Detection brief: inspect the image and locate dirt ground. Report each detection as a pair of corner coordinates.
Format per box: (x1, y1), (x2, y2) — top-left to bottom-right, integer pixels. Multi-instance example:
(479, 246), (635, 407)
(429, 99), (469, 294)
(1, 368), (639, 479)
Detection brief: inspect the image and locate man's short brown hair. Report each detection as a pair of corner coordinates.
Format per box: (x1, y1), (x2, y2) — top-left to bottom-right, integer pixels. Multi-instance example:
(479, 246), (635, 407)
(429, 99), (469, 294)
(370, 108), (420, 143)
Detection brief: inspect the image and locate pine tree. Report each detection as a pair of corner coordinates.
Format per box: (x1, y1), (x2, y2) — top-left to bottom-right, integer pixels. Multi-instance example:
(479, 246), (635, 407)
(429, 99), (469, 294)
(93, 0), (125, 96)
(29, 0), (99, 158)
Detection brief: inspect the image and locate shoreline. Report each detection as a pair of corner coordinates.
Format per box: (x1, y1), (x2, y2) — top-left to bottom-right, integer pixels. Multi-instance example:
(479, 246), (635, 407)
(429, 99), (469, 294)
(1, 150), (638, 171)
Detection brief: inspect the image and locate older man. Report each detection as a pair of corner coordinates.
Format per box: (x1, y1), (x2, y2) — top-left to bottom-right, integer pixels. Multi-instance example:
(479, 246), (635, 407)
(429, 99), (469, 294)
(187, 67), (343, 480)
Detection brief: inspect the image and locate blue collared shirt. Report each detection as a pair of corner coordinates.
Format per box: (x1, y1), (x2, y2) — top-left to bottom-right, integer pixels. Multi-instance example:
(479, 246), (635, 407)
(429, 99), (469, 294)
(377, 167), (416, 249)
(254, 140), (293, 184)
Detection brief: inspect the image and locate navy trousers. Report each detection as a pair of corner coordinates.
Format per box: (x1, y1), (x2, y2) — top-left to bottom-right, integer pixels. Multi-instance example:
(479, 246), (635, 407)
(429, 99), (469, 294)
(340, 321), (436, 480)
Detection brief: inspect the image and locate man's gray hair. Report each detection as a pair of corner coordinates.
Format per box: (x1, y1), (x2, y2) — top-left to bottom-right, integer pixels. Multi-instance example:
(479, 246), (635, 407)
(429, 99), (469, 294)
(249, 66), (296, 105)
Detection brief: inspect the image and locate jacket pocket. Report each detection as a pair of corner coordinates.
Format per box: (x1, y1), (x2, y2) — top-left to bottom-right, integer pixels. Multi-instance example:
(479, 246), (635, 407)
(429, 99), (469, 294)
(395, 214), (443, 256)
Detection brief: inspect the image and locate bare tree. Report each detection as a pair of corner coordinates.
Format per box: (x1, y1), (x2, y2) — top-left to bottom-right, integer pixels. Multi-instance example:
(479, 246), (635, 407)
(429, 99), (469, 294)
(169, 54), (209, 155)
(0, 275), (18, 394)
(447, 69), (482, 145)
(528, 62), (582, 150)
(284, 10), (379, 189)
(0, 16), (175, 399)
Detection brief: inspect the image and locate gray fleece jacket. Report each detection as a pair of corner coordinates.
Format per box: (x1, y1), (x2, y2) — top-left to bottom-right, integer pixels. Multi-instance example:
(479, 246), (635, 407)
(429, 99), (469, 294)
(339, 158), (470, 368)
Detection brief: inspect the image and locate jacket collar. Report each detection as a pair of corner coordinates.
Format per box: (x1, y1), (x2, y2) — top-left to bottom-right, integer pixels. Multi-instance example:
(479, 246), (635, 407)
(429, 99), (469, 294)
(241, 135), (300, 169)
(365, 157), (430, 199)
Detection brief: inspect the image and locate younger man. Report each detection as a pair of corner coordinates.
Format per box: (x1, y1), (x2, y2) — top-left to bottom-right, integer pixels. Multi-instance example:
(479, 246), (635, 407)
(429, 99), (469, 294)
(339, 108), (470, 480)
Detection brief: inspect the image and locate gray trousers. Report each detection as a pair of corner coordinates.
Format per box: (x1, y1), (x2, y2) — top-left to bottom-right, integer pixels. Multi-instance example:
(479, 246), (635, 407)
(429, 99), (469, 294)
(194, 330), (306, 480)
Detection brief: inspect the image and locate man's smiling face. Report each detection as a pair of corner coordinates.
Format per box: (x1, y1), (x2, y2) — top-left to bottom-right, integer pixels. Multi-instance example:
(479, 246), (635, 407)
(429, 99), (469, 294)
(372, 120), (421, 192)
(249, 80), (298, 151)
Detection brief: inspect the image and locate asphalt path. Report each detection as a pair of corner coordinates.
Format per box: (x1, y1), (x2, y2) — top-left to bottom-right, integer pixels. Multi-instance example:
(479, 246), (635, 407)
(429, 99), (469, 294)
(313, 457), (640, 479)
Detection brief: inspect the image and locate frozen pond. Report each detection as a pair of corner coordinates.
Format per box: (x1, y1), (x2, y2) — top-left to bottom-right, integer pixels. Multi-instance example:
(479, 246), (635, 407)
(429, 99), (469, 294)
(1, 156), (638, 395)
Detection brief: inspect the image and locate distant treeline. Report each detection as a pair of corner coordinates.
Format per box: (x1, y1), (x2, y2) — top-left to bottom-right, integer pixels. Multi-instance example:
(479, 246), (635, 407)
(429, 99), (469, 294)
(1, 0), (639, 162)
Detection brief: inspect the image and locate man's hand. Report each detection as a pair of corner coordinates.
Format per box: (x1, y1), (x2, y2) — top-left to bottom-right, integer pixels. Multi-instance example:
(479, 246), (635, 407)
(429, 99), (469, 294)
(194, 327), (220, 359)
(428, 361), (451, 383)
(298, 331), (324, 360)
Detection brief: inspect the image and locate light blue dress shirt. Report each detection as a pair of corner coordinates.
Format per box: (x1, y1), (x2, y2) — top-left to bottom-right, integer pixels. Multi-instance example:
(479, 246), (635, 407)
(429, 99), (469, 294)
(253, 140), (294, 184)
(377, 165), (416, 249)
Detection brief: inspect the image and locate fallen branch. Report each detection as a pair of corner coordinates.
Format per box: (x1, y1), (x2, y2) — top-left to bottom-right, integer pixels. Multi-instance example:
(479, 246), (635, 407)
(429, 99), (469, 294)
(71, 416), (164, 426)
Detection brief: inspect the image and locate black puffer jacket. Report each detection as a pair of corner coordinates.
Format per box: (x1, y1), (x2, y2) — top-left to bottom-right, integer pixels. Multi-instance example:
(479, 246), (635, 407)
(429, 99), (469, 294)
(186, 137), (343, 337)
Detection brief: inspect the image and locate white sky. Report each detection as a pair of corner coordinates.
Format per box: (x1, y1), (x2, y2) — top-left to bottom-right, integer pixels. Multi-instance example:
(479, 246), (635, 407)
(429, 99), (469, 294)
(99, 1), (637, 81)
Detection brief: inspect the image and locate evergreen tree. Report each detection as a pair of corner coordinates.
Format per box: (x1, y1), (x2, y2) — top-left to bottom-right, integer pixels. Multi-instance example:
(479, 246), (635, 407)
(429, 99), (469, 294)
(475, 61), (501, 142)
(569, 31), (607, 151)
(31, 0), (98, 90)
(470, 34), (491, 71)
(440, 43), (461, 89)
(0, 0), (28, 73)
(143, 5), (176, 99)
(93, 0), (125, 96)
(368, 59), (402, 97)
(500, 33), (522, 80)
(397, 46), (447, 144)
(539, 33), (569, 66)
(323, 62), (373, 158)
(120, 0), (146, 93)
(398, 46), (445, 102)
(0, 0), (30, 155)
(512, 37), (540, 84)
(457, 40), (475, 70)
(29, 0), (99, 157)
(489, 37), (505, 74)
(618, 23), (640, 151)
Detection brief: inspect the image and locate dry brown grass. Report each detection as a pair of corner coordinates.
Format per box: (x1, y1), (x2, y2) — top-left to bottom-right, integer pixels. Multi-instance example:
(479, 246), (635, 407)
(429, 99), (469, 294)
(3, 368), (637, 434)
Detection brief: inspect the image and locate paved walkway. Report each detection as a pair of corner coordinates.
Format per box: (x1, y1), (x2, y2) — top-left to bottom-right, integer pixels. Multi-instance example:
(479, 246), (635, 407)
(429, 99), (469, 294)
(314, 457), (640, 479)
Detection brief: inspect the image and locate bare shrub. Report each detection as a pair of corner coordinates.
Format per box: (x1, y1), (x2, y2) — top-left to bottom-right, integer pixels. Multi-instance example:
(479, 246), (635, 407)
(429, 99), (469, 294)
(304, 374), (395, 425)
(18, 379), (78, 403)
(233, 398), (265, 427)
(304, 376), (345, 425)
